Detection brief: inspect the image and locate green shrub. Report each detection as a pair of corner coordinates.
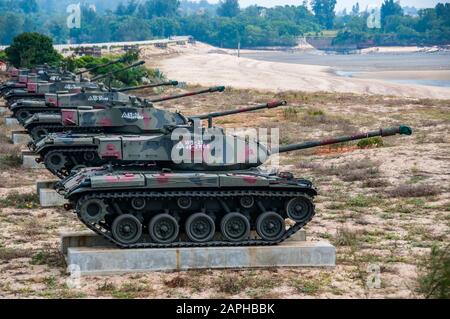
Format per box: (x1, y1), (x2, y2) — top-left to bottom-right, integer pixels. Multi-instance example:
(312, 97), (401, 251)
(0, 191), (39, 209)
(357, 137), (384, 149)
(417, 244), (450, 299)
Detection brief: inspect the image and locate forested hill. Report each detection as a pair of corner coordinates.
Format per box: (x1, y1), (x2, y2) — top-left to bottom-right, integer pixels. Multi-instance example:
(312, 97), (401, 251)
(1, 0), (449, 48)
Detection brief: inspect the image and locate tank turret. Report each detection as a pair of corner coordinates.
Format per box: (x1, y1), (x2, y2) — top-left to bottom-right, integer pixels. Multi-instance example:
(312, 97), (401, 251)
(31, 99), (285, 178)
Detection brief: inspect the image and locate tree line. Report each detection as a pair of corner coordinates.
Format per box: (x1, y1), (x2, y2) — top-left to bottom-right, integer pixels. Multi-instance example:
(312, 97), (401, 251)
(0, 0), (449, 48)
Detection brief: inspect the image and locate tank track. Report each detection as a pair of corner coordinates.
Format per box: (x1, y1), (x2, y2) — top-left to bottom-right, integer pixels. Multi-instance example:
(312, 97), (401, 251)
(42, 147), (100, 178)
(74, 190), (315, 249)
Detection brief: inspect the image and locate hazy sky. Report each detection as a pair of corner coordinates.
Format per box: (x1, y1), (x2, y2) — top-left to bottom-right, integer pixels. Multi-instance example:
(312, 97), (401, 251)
(206, 0), (447, 10)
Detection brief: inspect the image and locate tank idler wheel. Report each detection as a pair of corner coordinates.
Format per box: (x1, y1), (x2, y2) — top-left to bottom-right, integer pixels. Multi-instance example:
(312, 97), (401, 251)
(30, 127), (49, 141)
(185, 213), (215, 243)
(79, 198), (108, 224)
(240, 196), (254, 209)
(131, 197), (146, 211)
(112, 214), (142, 245)
(16, 110), (31, 123)
(220, 212), (250, 242)
(256, 212), (285, 242)
(148, 214), (179, 244)
(285, 196), (314, 223)
(44, 152), (68, 172)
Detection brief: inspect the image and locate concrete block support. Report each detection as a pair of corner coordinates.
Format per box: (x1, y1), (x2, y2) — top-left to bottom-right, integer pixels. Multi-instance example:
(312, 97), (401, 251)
(37, 180), (67, 207)
(5, 117), (19, 126)
(22, 151), (45, 169)
(11, 131), (31, 145)
(64, 230), (335, 275)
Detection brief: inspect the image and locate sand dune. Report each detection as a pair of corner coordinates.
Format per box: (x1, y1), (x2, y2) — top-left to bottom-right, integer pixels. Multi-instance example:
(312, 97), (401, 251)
(154, 47), (450, 100)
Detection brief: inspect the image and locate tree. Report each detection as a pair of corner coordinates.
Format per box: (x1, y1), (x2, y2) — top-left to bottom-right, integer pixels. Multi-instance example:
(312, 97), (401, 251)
(381, 0), (403, 28)
(217, 0), (240, 18)
(20, 0), (38, 13)
(311, 0), (337, 29)
(351, 2), (360, 16)
(5, 32), (62, 67)
(138, 0), (180, 19)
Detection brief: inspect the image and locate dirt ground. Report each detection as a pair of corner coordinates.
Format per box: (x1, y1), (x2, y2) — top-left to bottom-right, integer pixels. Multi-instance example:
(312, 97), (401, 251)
(0, 71), (449, 299)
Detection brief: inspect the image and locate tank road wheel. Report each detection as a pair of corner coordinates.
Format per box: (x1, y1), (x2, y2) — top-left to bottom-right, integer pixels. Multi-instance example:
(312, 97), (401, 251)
(112, 214), (142, 245)
(44, 152), (68, 173)
(131, 197), (146, 211)
(240, 196), (254, 209)
(79, 198), (108, 224)
(148, 214), (179, 244)
(83, 151), (96, 162)
(285, 196), (314, 223)
(220, 213), (250, 242)
(177, 197), (192, 210)
(256, 212), (285, 242)
(185, 213), (215, 243)
(30, 127), (49, 141)
(15, 110), (31, 123)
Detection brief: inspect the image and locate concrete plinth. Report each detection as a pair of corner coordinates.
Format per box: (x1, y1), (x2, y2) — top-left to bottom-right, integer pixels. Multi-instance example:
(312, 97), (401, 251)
(11, 131), (31, 145)
(64, 232), (335, 276)
(37, 180), (67, 207)
(5, 117), (19, 126)
(61, 230), (307, 255)
(22, 151), (44, 169)
(0, 107), (7, 116)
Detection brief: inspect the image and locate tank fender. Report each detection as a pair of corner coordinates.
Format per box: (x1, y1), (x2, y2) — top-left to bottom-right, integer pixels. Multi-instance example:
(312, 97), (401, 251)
(90, 173), (146, 189)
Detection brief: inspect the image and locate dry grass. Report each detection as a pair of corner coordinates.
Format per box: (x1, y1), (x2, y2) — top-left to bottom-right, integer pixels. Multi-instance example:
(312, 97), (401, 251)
(388, 184), (442, 198)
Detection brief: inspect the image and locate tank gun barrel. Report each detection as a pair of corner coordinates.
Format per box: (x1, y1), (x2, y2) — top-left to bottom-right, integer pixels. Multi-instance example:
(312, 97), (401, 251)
(148, 86), (225, 103)
(75, 57), (127, 75)
(91, 61), (145, 81)
(114, 80), (179, 93)
(194, 100), (287, 120)
(273, 126), (413, 154)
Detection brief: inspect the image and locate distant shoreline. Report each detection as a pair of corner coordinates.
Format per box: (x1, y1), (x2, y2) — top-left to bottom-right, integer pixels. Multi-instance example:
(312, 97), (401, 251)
(150, 42), (450, 100)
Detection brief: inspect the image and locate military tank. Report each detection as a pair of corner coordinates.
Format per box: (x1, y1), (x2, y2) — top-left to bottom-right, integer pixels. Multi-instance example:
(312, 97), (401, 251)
(31, 100), (285, 178)
(3, 59), (137, 106)
(25, 86), (225, 141)
(56, 122), (412, 247)
(10, 80), (178, 125)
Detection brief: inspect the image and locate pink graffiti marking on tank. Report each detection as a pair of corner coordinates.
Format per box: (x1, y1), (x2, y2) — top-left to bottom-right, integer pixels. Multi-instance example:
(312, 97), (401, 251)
(61, 110), (77, 125)
(98, 117), (113, 127)
(243, 175), (257, 184)
(27, 83), (37, 93)
(100, 143), (122, 160)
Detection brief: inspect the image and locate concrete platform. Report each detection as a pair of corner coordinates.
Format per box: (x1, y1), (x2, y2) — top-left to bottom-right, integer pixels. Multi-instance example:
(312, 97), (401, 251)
(11, 131), (31, 145)
(64, 231), (335, 276)
(22, 151), (45, 169)
(37, 180), (67, 207)
(4, 117), (19, 126)
(61, 230), (307, 255)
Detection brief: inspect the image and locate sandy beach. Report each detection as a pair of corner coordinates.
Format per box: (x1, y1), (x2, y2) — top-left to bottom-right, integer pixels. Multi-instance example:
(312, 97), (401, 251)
(150, 43), (450, 100)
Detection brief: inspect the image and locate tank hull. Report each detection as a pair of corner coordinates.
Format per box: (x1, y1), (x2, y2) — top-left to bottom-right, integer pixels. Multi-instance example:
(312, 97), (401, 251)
(58, 168), (317, 248)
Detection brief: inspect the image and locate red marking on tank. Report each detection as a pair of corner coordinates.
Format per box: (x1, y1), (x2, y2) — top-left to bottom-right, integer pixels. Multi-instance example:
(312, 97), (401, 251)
(243, 176), (257, 184)
(27, 83), (37, 93)
(47, 97), (57, 106)
(143, 112), (151, 128)
(104, 175), (136, 183)
(156, 174), (169, 184)
(62, 110), (77, 125)
(100, 143), (122, 159)
(98, 117), (113, 126)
